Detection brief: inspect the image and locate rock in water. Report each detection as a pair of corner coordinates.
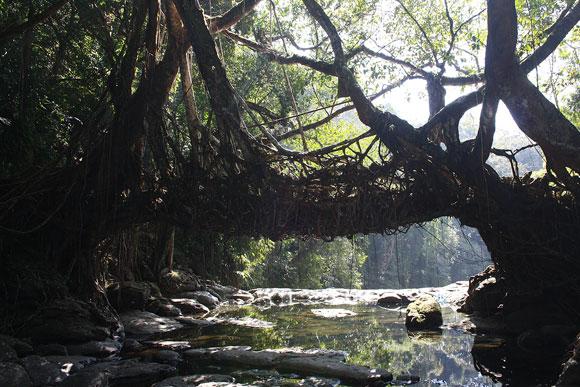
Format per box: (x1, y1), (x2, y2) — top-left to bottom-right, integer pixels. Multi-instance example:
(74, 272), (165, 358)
(153, 374), (235, 386)
(377, 292), (410, 308)
(405, 294), (443, 330)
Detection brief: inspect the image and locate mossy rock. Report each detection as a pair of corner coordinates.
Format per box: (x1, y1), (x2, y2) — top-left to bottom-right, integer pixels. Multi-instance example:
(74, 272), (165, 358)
(405, 294), (443, 330)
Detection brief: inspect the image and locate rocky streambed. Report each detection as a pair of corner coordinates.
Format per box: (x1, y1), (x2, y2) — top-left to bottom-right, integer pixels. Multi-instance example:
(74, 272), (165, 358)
(0, 271), (576, 386)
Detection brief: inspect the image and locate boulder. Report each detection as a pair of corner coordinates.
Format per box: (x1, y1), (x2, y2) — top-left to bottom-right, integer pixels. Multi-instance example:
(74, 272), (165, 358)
(23, 298), (118, 344)
(153, 374), (235, 387)
(170, 298), (210, 315)
(557, 335), (580, 386)
(0, 340), (17, 361)
(159, 269), (200, 296)
(377, 292), (410, 308)
(405, 294), (443, 330)
(0, 362), (32, 387)
(0, 335), (33, 357)
(86, 359), (176, 386)
(59, 370), (109, 387)
(147, 298), (183, 317)
(458, 265), (505, 316)
(134, 349), (181, 365)
(66, 339), (122, 357)
(120, 311), (184, 337)
(174, 291), (219, 309)
(229, 290), (254, 302)
(122, 339), (145, 354)
(107, 282), (152, 312)
(20, 355), (67, 385)
(35, 343), (68, 356)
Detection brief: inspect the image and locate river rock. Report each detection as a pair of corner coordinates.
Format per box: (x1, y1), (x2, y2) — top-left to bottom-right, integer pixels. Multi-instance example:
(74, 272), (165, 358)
(86, 359), (176, 386)
(133, 349), (181, 365)
(377, 292), (410, 308)
(557, 335), (580, 386)
(23, 298), (118, 344)
(176, 291), (220, 309)
(0, 362), (32, 387)
(0, 340), (17, 361)
(107, 281), (151, 312)
(22, 355), (66, 385)
(59, 370), (109, 387)
(405, 294), (443, 330)
(120, 311), (184, 337)
(176, 316), (217, 327)
(143, 340), (192, 351)
(122, 339), (145, 353)
(0, 335), (33, 357)
(159, 269), (200, 296)
(36, 343), (68, 356)
(458, 265), (505, 316)
(230, 290), (254, 302)
(153, 374), (235, 386)
(66, 339), (122, 357)
(184, 347), (390, 384)
(147, 298), (183, 317)
(310, 309), (357, 318)
(171, 298), (210, 315)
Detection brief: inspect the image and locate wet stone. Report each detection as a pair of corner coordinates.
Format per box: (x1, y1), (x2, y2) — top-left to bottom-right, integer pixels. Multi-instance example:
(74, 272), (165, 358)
(153, 374), (236, 386)
(120, 311), (184, 337)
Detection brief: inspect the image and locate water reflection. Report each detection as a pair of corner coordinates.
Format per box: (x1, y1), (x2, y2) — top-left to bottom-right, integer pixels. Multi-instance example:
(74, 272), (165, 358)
(169, 304), (502, 386)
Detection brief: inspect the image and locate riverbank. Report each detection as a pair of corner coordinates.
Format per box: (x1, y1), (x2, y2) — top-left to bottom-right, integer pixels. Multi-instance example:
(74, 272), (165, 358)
(0, 269), (577, 386)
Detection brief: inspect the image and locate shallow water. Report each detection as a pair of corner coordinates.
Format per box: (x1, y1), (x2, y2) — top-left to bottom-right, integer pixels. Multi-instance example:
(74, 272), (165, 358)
(169, 302), (503, 386)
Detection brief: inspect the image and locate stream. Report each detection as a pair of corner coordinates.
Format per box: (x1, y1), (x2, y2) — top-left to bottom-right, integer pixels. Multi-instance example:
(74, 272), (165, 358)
(157, 285), (504, 386)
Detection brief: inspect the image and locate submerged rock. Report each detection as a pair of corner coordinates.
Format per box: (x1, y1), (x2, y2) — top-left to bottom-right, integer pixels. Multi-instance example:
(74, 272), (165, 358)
(184, 347), (390, 385)
(405, 294), (443, 330)
(310, 309), (357, 318)
(120, 311), (183, 337)
(0, 362), (32, 387)
(207, 316), (275, 329)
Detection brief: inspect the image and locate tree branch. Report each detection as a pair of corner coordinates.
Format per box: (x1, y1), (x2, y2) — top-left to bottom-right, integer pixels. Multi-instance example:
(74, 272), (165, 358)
(0, 0), (69, 44)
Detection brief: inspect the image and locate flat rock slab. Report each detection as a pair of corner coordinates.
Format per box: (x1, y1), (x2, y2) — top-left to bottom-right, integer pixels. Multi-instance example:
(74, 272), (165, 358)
(144, 340), (193, 351)
(21, 355), (96, 386)
(120, 311), (184, 337)
(86, 359), (176, 386)
(183, 347), (389, 385)
(207, 317), (274, 329)
(310, 309), (357, 318)
(153, 374), (235, 386)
